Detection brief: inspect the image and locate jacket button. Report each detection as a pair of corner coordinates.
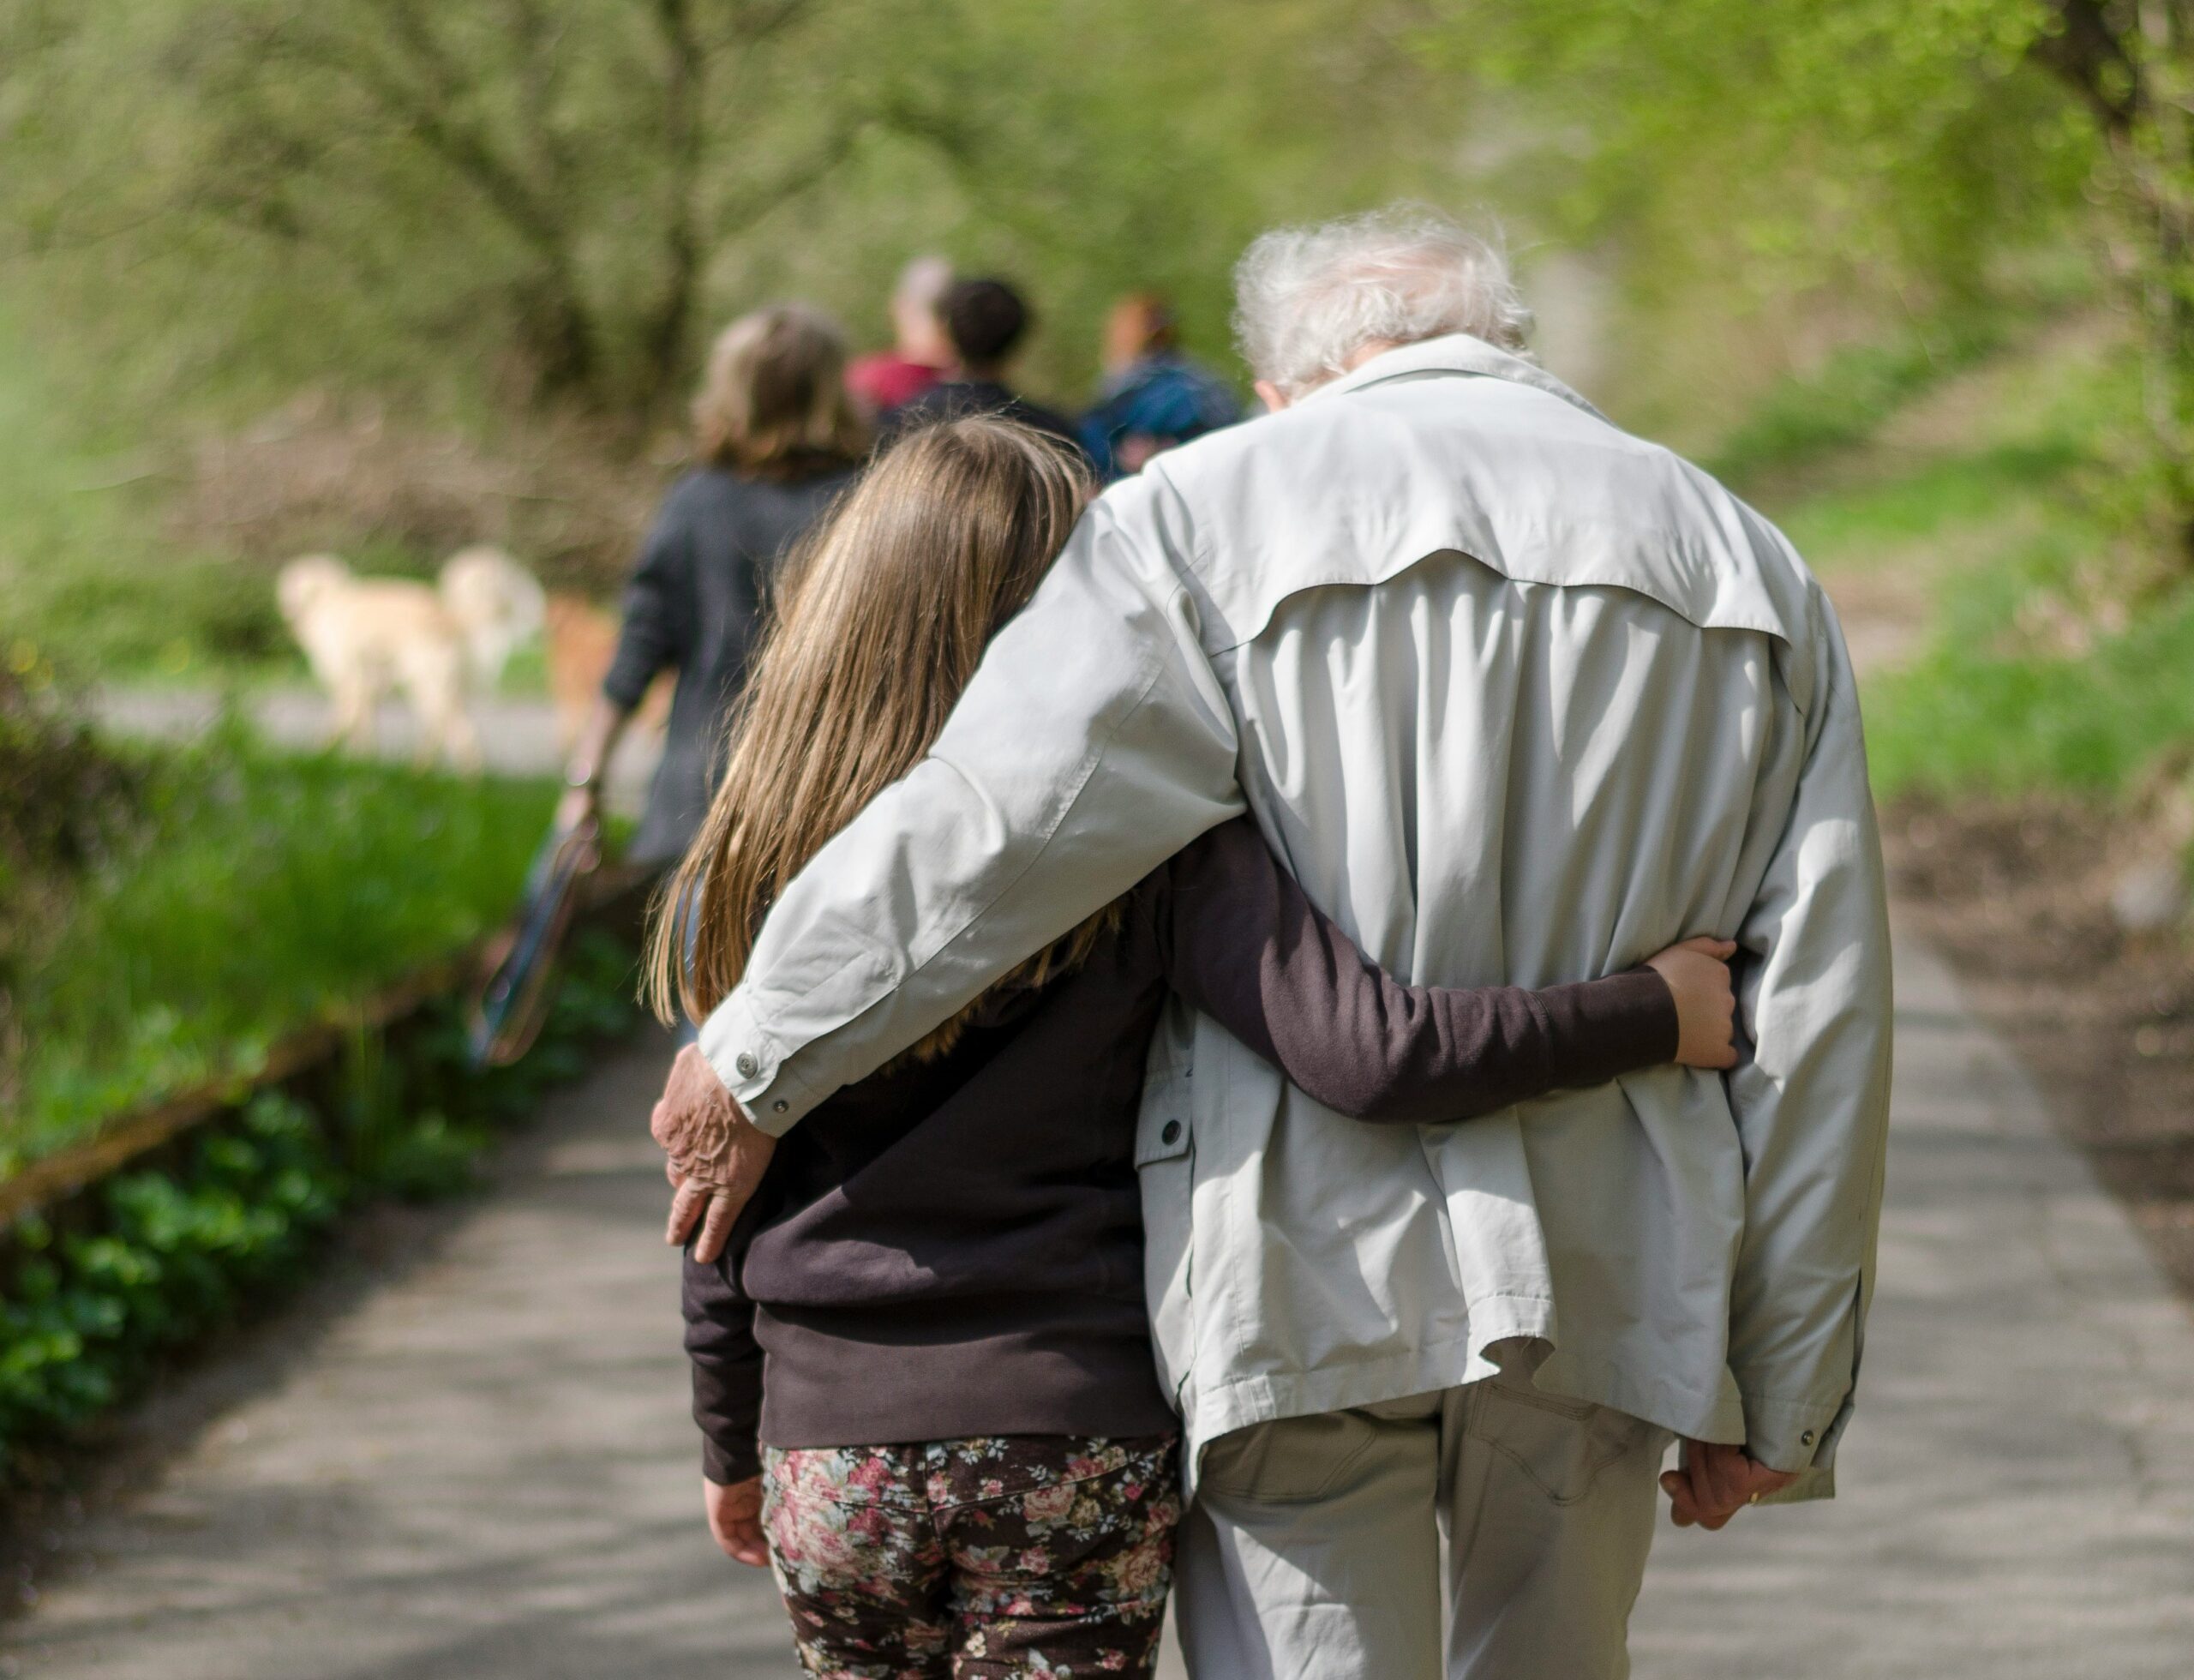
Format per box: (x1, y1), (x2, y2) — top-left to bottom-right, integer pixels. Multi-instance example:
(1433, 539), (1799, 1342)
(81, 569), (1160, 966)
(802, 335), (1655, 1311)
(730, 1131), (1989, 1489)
(1160, 1120), (1183, 1146)
(772, 1100), (788, 1114)
(734, 1052), (758, 1079)
(1801, 1429), (1816, 1446)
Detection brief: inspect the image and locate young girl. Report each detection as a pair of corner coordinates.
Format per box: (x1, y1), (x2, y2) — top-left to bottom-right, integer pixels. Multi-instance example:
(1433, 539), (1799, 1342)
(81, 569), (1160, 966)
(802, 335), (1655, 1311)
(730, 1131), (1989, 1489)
(651, 417), (1737, 1679)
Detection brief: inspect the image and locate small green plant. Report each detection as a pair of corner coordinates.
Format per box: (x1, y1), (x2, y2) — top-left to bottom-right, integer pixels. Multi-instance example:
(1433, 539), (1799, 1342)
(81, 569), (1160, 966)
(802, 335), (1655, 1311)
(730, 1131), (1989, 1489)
(0, 931), (640, 1474)
(0, 1092), (341, 1453)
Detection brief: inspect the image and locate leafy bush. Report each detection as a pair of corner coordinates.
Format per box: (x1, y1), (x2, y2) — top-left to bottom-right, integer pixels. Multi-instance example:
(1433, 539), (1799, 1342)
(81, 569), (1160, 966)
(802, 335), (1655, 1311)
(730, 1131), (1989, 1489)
(0, 667), (147, 1113)
(0, 931), (640, 1474)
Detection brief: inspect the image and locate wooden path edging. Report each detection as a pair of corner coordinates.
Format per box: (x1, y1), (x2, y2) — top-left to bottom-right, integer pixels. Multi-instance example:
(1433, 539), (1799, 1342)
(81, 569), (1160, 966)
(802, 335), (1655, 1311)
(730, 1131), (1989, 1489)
(0, 954), (477, 1230)
(0, 866), (653, 1231)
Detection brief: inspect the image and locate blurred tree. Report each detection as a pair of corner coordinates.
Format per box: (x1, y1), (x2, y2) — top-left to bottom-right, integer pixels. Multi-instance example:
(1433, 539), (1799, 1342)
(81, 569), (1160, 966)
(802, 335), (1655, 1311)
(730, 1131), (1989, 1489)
(1423, 1), (2194, 543)
(0, 0), (1456, 430)
(3, 0), (919, 416)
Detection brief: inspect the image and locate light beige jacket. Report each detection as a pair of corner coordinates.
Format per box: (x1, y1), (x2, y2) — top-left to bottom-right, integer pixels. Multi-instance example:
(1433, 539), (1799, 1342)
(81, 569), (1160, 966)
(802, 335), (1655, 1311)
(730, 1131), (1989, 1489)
(701, 333), (1893, 1500)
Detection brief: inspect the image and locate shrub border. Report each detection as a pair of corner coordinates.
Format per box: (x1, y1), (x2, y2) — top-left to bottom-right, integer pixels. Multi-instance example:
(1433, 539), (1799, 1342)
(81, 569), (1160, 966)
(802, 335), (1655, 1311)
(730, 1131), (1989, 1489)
(0, 871), (653, 1478)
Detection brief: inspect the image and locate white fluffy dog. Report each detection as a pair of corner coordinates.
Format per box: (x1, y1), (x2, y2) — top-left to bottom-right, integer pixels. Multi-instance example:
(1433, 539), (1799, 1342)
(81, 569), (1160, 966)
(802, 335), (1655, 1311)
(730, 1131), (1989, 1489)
(277, 547), (546, 771)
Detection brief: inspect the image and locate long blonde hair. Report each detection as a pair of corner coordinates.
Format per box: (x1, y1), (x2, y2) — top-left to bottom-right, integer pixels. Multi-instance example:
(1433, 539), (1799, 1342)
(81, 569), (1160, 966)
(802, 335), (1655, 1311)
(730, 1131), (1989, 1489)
(692, 304), (867, 478)
(646, 417), (1109, 1041)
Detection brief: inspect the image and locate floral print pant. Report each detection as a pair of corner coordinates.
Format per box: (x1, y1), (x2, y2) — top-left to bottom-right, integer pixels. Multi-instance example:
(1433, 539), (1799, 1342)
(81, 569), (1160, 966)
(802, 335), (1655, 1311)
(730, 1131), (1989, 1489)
(761, 1433), (1180, 1678)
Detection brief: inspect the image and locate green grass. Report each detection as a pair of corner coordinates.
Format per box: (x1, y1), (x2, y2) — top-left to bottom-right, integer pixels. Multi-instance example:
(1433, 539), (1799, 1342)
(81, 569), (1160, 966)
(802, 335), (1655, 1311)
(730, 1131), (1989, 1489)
(1777, 441), (2083, 560)
(1864, 594), (2194, 799)
(1717, 313), (2194, 804)
(1706, 319), (2008, 489)
(4, 730), (554, 1168)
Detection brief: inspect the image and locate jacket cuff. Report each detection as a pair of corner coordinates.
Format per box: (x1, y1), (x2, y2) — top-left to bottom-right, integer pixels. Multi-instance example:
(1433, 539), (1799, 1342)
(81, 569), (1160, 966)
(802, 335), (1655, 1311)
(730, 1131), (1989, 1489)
(701, 1430), (761, 1486)
(698, 992), (830, 1136)
(1740, 1388), (1849, 1488)
(1755, 1463), (1836, 1505)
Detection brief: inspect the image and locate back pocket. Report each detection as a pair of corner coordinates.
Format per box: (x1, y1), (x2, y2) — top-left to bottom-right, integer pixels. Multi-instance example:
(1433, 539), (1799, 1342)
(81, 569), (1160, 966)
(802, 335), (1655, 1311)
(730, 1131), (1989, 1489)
(1467, 1382), (1652, 1506)
(1196, 1410), (1384, 1505)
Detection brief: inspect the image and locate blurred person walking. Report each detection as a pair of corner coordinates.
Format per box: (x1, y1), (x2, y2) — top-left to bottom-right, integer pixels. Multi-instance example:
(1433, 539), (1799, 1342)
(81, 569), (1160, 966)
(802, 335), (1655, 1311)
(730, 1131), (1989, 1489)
(846, 255), (955, 417)
(649, 416), (1741, 1679)
(879, 277), (1083, 453)
(1079, 292), (1242, 479)
(558, 306), (864, 869)
(648, 207), (1892, 1679)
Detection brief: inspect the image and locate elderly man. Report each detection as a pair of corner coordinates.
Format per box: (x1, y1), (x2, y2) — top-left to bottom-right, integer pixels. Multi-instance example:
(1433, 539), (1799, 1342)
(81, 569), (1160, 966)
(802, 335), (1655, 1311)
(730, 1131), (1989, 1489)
(654, 206), (1892, 1678)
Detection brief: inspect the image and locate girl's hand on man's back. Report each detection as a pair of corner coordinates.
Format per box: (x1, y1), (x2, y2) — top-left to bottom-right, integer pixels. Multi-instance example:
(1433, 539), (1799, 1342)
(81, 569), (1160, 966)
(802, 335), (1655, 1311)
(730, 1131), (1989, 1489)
(1643, 937), (1740, 1070)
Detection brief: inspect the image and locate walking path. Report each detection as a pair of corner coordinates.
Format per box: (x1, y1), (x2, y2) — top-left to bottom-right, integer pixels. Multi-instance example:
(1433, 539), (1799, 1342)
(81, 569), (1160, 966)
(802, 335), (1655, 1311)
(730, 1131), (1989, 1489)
(93, 685), (662, 813)
(6, 924), (2191, 1677)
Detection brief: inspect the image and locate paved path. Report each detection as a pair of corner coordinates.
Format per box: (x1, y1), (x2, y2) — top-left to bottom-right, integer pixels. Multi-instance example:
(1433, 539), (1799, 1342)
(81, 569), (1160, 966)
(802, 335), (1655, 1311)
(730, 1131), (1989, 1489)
(1630, 933), (2194, 1675)
(93, 685), (660, 813)
(8, 923), (2193, 1677)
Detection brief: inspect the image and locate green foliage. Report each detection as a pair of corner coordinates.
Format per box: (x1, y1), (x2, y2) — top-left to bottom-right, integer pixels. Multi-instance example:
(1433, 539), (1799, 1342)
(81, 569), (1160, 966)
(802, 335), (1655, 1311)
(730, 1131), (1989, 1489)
(0, 1094), (342, 1446)
(0, 932), (641, 1473)
(1423, 2), (2084, 304)
(0, 0), (1443, 426)
(4, 729), (554, 1167)
(0, 303), (293, 681)
(1867, 592), (2194, 797)
(1420, 2), (2194, 531)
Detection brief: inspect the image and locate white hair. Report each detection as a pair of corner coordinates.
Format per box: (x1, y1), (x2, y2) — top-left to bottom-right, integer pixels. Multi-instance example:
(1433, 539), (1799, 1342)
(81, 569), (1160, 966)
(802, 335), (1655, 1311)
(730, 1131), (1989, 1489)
(1232, 206), (1532, 398)
(893, 254), (954, 309)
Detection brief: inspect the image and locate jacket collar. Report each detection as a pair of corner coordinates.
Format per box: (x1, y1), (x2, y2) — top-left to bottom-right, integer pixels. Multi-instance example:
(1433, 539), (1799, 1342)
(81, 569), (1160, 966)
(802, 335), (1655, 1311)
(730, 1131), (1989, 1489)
(1304, 333), (1610, 423)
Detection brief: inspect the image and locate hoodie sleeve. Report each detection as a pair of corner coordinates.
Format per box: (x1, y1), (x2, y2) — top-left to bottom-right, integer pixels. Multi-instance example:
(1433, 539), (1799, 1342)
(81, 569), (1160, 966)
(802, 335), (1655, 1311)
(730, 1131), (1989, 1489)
(1155, 818), (1679, 1125)
(681, 1201), (768, 1485)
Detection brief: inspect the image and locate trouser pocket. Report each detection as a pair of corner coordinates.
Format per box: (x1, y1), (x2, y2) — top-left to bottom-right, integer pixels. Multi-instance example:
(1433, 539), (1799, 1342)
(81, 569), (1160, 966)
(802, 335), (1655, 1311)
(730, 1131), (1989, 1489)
(1196, 1404), (1418, 1504)
(1464, 1380), (1656, 1506)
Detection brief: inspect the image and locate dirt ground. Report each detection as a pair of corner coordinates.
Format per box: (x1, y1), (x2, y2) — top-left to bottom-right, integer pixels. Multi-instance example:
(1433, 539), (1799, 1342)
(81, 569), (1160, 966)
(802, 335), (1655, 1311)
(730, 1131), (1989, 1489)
(1885, 795), (2194, 1299)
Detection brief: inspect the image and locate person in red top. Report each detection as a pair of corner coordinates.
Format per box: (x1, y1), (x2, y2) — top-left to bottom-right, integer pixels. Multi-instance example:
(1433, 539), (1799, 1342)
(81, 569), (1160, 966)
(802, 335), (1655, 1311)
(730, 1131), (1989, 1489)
(845, 255), (954, 417)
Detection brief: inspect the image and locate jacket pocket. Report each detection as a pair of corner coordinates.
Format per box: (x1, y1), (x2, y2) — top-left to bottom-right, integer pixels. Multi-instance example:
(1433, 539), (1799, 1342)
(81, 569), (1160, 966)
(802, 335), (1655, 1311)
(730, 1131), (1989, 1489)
(1135, 1106), (1191, 1167)
(1136, 1019), (1198, 1405)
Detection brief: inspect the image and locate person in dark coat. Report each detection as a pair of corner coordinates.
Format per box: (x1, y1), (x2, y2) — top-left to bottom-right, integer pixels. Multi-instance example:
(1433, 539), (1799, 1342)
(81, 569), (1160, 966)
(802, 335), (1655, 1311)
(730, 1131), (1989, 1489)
(558, 305), (865, 865)
(878, 277), (1083, 453)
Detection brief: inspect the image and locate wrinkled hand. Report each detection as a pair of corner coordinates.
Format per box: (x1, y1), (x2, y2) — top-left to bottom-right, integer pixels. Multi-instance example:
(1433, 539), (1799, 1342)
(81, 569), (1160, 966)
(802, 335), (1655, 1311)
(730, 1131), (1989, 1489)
(1644, 936), (1741, 1069)
(651, 1044), (776, 1262)
(703, 1475), (769, 1567)
(1660, 1439), (1797, 1529)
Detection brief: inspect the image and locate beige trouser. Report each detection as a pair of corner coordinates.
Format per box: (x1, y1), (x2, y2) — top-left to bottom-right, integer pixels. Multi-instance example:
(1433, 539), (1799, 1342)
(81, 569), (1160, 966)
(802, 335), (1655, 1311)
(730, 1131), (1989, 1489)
(1176, 1373), (1673, 1680)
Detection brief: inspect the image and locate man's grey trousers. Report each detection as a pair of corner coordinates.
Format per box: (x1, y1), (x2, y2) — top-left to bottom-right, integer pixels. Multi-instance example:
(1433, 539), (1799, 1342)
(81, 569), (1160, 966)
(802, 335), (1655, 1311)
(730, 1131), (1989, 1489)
(1175, 1372), (1672, 1679)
